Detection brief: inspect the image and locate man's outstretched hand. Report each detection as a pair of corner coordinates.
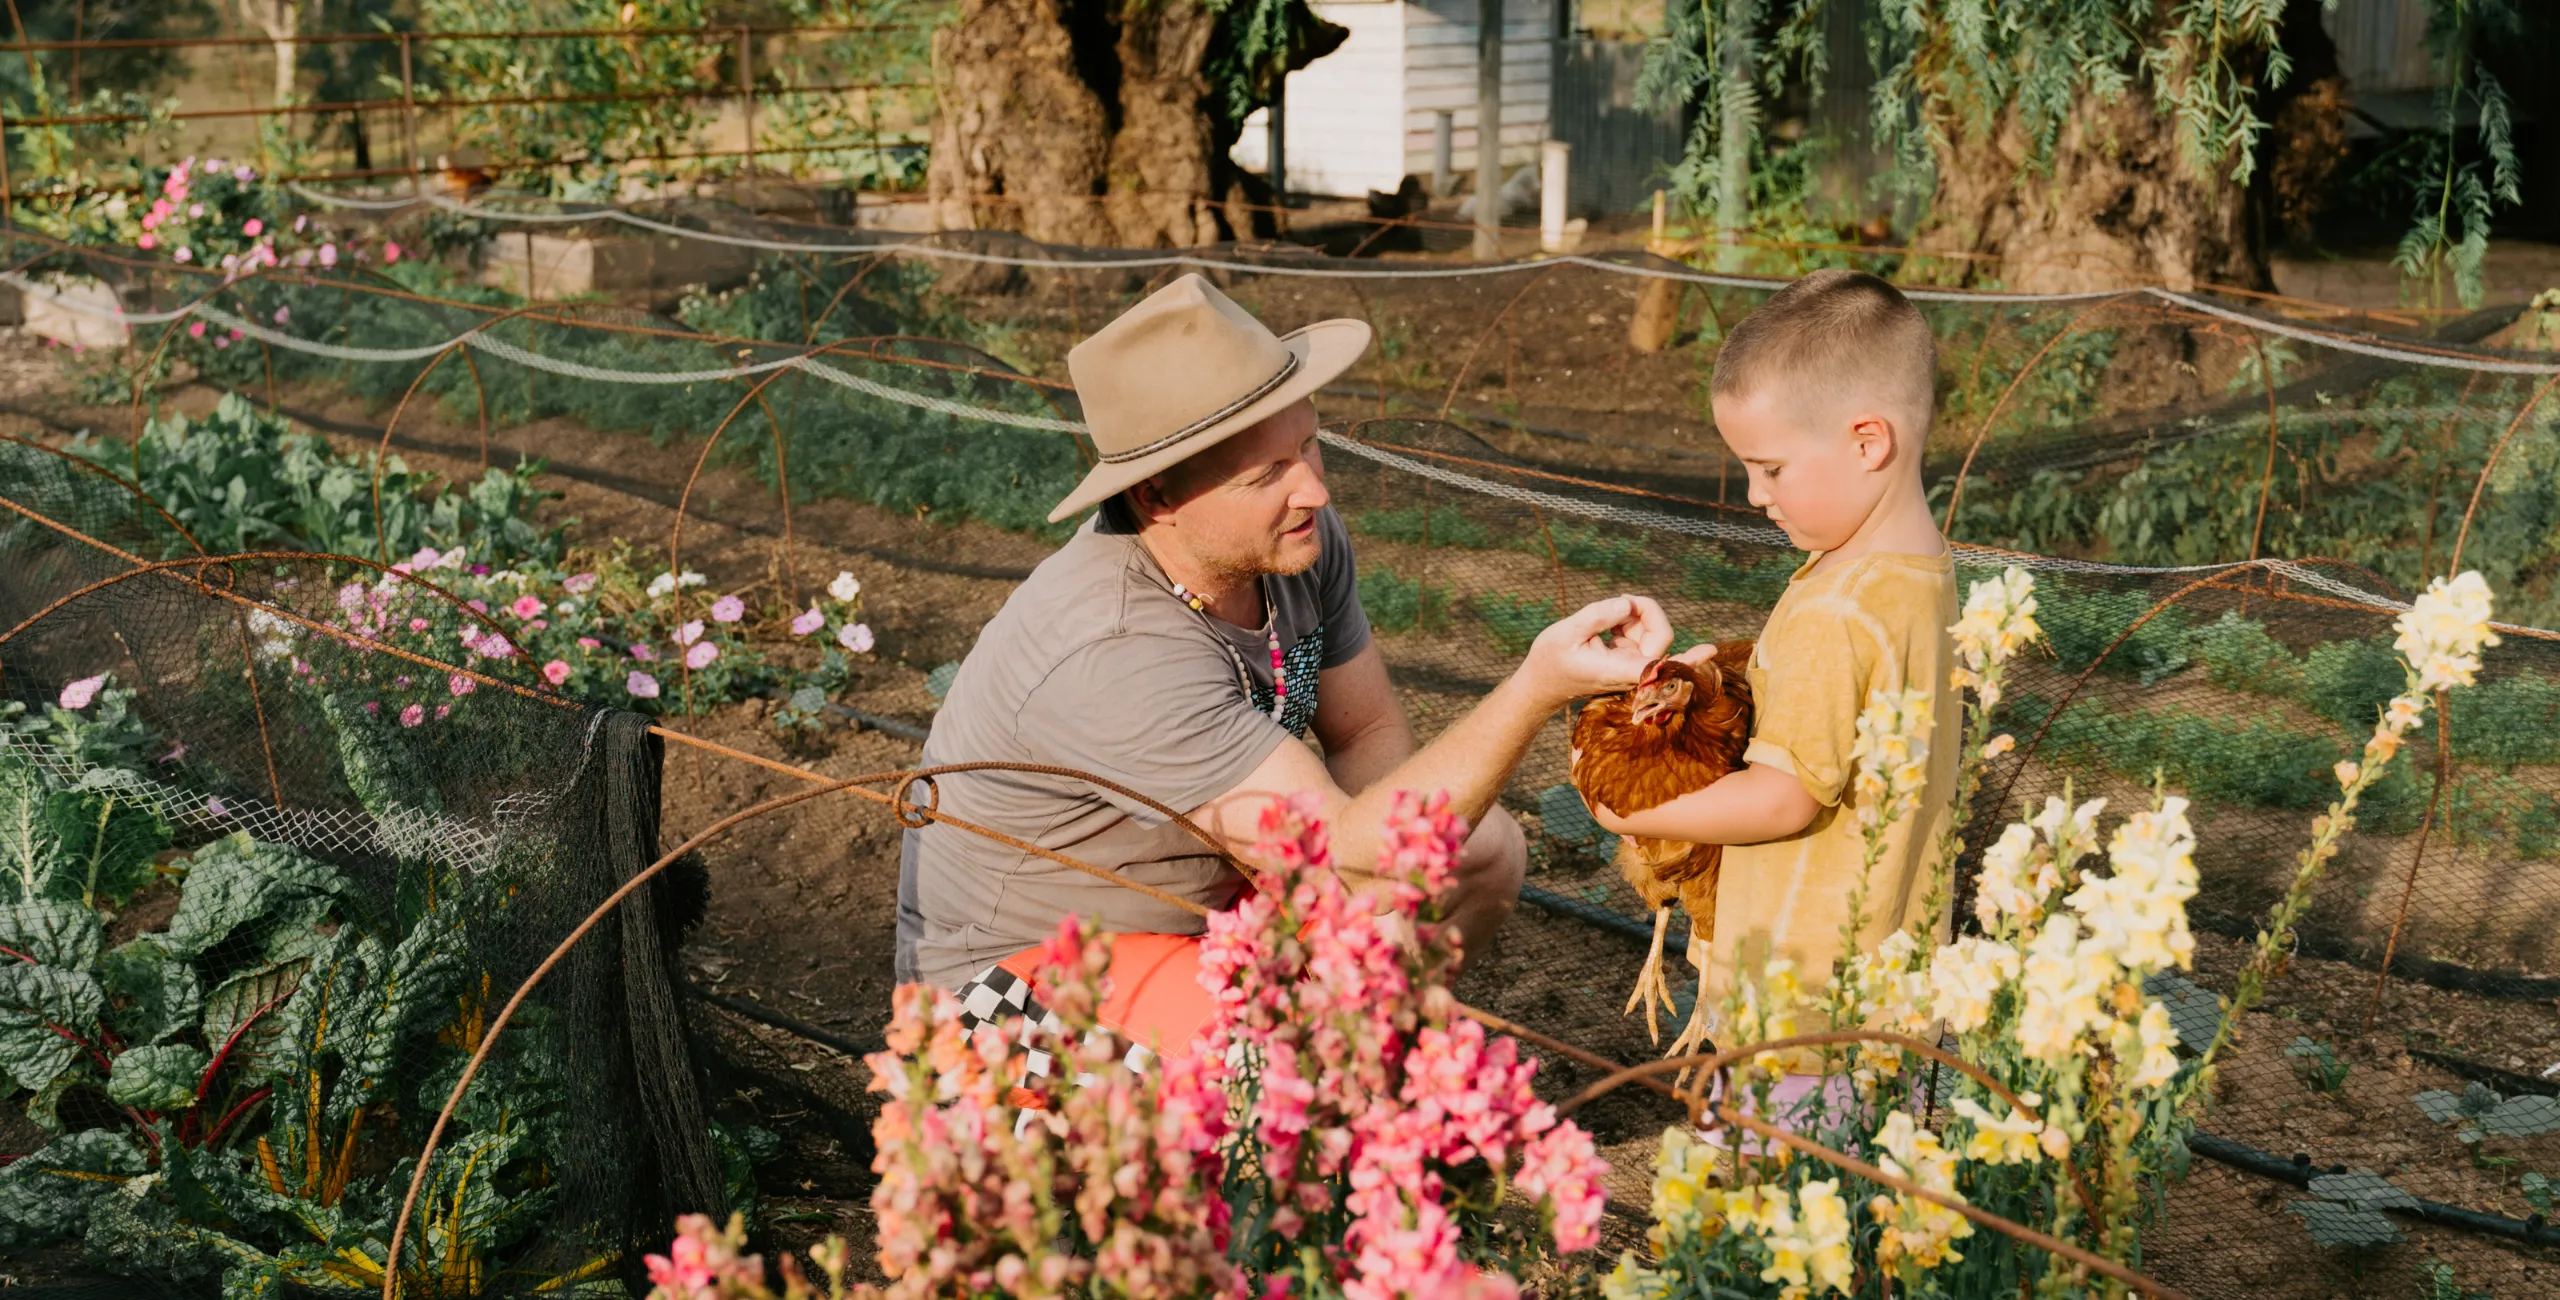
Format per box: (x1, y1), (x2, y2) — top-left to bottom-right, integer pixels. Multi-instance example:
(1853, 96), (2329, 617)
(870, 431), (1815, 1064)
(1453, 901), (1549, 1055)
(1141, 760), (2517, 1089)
(1521, 594), (1672, 706)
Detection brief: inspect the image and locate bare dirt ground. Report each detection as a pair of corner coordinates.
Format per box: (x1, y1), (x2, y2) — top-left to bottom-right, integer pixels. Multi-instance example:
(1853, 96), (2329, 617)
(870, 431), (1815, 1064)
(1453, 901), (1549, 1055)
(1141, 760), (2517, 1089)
(5, 330), (2557, 1297)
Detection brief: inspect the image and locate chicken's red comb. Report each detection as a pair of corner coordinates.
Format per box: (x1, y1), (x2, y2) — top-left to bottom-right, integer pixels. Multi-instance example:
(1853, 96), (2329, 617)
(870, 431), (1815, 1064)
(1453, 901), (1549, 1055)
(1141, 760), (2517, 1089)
(1636, 657), (1666, 688)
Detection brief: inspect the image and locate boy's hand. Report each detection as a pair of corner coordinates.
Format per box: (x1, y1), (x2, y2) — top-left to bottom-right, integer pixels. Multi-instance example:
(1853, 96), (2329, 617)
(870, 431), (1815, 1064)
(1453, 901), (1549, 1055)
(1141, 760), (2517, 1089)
(1521, 595), (1671, 705)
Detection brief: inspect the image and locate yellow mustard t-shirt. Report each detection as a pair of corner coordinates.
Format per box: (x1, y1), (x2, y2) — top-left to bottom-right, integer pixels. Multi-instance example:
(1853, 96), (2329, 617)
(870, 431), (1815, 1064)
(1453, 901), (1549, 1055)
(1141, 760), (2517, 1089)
(1708, 550), (1962, 1003)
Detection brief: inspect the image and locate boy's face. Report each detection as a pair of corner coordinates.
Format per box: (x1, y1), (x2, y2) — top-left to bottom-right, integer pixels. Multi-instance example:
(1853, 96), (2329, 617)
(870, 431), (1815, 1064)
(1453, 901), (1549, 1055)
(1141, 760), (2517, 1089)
(1711, 385), (1905, 553)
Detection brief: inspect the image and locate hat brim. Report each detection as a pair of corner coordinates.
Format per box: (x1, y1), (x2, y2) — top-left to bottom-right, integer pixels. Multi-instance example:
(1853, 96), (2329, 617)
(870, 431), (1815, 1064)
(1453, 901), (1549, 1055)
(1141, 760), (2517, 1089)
(1047, 317), (1373, 524)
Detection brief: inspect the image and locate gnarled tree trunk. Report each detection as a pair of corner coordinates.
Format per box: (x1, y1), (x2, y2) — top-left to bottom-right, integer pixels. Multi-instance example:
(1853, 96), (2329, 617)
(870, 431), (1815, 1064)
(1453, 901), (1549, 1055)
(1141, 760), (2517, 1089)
(1915, 85), (2270, 294)
(928, 0), (1343, 248)
(926, 0), (1117, 244)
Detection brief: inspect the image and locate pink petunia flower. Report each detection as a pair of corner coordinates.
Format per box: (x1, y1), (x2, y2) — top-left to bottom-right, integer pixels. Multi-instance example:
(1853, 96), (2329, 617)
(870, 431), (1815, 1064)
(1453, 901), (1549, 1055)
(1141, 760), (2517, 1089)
(293, 213), (307, 232)
(674, 620), (704, 647)
(790, 605), (824, 636)
(137, 234), (156, 249)
(241, 218), (262, 236)
(543, 659), (571, 686)
(837, 622), (875, 653)
(409, 617), (430, 631)
(576, 636), (601, 649)
(563, 572), (598, 595)
(58, 675), (105, 710)
(173, 247), (192, 263)
(399, 703), (425, 727)
(188, 321), (206, 338)
(709, 595), (744, 623)
(626, 671), (661, 699)
(684, 641), (718, 670)
(629, 643), (657, 661)
(510, 595), (544, 619)
(273, 306), (290, 325)
(384, 241), (402, 263)
(318, 243), (337, 267)
(449, 673), (475, 697)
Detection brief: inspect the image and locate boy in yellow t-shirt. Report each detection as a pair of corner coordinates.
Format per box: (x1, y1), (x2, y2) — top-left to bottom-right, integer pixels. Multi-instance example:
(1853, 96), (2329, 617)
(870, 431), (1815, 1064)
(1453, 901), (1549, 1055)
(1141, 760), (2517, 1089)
(1591, 268), (1960, 1124)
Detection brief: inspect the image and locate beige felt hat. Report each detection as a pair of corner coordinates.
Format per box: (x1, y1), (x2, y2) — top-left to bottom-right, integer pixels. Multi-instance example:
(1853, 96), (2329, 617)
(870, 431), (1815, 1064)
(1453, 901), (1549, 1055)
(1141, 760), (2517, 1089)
(1048, 273), (1371, 523)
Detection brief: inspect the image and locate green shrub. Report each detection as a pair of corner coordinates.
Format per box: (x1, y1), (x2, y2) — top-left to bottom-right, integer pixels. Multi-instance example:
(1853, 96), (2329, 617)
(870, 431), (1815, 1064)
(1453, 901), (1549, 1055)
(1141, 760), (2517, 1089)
(2040, 584), (2192, 685)
(2189, 611), (2307, 697)
(1678, 544), (1796, 606)
(1522, 523), (1652, 584)
(2448, 670), (2560, 767)
(2303, 637), (2405, 731)
(2015, 690), (2344, 811)
(1351, 506), (1492, 549)
(1473, 593), (1556, 654)
(1359, 567), (1454, 635)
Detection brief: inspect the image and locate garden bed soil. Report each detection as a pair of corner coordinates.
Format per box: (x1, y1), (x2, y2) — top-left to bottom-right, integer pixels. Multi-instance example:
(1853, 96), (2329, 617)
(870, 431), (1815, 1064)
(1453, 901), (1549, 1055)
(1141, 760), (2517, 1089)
(4, 336), (2554, 1296)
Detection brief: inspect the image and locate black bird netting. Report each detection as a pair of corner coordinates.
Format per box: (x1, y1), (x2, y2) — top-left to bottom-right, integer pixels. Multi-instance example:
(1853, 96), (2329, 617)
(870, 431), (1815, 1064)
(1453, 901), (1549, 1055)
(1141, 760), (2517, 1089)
(1, 192), (2557, 1298)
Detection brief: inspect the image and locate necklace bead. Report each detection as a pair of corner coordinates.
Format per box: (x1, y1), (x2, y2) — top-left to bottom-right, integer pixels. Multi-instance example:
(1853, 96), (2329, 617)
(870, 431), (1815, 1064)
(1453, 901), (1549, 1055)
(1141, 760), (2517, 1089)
(1170, 580), (1285, 722)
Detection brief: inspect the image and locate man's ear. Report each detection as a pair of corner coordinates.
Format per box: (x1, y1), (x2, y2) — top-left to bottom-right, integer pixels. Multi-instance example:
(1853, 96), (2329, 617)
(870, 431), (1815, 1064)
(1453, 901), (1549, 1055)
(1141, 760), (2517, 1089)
(1127, 477), (1179, 526)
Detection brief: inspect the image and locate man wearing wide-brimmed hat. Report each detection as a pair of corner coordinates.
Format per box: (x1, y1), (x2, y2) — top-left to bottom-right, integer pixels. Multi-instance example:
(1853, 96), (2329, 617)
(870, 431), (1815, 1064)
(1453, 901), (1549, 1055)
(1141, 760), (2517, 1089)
(898, 273), (1667, 1060)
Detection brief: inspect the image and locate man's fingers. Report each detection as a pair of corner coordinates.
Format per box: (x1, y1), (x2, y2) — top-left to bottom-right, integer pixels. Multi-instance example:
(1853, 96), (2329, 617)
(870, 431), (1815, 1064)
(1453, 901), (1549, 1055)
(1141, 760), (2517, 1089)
(1671, 642), (1717, 666)
(1556, 595), (1639, 641)
(1618, 595), (1673, 657)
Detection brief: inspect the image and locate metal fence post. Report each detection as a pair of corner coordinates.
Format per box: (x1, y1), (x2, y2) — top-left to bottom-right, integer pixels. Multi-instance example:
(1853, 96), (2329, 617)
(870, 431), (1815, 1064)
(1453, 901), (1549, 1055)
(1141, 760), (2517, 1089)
(400, 33), (421, 195)
(1474, 0), (1502, 259)
(738, 24), (755, 179)
(1433, 110), (1453, 198)
(1267, 78), (1286, 221)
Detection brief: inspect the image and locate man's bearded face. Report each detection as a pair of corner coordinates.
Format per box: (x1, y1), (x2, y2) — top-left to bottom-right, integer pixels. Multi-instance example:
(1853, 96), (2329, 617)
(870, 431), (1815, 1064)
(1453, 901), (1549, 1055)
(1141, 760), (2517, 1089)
(1157, 400), (1329, 579)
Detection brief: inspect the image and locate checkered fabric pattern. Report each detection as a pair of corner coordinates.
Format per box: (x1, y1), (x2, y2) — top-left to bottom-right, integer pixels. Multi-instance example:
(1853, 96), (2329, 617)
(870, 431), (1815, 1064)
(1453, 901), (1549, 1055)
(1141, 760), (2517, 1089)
(954, 963), (1160, 1125)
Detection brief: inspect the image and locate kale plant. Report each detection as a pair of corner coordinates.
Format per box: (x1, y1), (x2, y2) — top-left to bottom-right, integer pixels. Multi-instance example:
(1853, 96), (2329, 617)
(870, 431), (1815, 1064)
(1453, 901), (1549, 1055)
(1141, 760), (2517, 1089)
(63, 393), (562, 566)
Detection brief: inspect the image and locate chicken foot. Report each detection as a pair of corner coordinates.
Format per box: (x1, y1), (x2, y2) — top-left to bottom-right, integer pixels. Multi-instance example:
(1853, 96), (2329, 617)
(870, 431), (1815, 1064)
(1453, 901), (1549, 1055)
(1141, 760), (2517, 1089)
(1666, 932), (1715, 1090)
(1623, 906), (1681, 1045)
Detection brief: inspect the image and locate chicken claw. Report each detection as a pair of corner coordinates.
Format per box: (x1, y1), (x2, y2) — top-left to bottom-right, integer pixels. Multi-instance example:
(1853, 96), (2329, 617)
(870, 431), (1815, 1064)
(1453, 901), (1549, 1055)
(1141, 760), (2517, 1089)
(1667, 931), (1716, 1090)
(1623, 906), (1679, 1045)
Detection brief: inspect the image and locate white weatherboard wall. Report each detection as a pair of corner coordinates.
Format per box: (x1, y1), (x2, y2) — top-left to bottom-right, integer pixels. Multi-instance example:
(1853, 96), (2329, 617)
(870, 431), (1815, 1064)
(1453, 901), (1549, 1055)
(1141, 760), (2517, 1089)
(1233, 0), (1409, 198)
(1230, 0), (1553, 199)
(1403, 0), (1554, 183)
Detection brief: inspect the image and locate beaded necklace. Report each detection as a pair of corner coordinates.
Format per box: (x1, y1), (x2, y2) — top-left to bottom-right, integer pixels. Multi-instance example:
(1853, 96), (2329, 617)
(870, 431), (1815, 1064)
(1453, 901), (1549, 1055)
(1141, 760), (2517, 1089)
(1170, 578), (1287, 722)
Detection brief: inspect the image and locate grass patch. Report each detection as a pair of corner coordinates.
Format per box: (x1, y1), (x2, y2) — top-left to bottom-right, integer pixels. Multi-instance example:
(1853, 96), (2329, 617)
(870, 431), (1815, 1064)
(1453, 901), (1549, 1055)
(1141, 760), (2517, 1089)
(1359, 567), (1455, 635)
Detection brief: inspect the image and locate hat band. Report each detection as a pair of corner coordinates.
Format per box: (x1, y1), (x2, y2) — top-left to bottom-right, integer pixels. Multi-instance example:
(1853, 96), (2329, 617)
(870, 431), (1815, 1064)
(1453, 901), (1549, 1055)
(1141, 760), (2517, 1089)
(1094, 351), (1301, 465)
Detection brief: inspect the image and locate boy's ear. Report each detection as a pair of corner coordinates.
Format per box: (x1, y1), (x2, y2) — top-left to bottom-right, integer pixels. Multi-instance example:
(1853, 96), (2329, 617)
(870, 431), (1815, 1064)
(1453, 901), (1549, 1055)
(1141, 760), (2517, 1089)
(1848, 412), (1898, 472)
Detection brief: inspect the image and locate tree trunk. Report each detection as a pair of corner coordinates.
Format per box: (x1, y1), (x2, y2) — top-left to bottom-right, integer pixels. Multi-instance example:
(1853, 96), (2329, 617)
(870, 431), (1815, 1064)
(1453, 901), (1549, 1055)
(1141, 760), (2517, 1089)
(929, 0), (1345, 248)
(1916, 85), (2272, 294)
(926, 0), (1116, 244)
(1102, 0), (1225, 248)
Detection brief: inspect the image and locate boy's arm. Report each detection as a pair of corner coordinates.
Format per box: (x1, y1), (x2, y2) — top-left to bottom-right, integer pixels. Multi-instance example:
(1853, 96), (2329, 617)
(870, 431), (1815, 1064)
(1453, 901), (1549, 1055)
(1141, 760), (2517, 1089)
(1587, 762), (1820, 845)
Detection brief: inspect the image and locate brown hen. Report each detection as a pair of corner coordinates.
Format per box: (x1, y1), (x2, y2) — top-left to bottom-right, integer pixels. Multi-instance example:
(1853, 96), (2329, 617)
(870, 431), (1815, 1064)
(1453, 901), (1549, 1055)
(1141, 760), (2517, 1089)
(1569, 640), (1754, 1052)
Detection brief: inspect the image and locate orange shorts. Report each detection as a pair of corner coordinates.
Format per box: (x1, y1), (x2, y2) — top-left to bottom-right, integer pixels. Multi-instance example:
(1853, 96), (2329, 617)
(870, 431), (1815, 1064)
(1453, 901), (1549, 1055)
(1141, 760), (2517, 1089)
(954, 932), (1218, 1075)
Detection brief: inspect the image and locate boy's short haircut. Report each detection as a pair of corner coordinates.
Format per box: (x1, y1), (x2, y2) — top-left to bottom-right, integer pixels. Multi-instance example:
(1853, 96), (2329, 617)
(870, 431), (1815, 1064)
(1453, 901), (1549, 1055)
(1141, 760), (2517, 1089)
(1712, 269), (1937, 439)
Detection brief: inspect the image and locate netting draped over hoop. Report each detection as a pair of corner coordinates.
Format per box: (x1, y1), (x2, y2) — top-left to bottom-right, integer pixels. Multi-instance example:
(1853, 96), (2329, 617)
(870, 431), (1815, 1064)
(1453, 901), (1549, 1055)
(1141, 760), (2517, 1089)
(4, 196), (2559, 1296)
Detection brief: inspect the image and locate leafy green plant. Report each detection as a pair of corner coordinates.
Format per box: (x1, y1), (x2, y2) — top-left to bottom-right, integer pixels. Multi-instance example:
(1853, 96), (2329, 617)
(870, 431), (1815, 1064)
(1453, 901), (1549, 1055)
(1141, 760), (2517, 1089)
(64, 393), (562, 566)
(2286, 1036), (2351, 1095)
(1356, 567), (1452, 635)
(2522, 1170), (2552, 1214)
(2414, 1082), (2560, 1154)
(1521, 523), (1652, 585)
(2188, 610), (2307, 697)
(2038, 584), (2192, 685)
(1471, 594), (1555, 655)
(1349, 506), (1491, 550)
(1677, 543), (1795, 606)
(2417, 1256), (2495, 1300)
(2287, 1169), (2415, 1248)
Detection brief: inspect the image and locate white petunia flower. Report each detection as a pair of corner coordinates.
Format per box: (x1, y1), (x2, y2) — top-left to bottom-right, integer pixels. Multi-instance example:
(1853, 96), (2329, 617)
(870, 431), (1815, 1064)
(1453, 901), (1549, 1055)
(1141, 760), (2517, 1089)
(830, 570), (862, 603)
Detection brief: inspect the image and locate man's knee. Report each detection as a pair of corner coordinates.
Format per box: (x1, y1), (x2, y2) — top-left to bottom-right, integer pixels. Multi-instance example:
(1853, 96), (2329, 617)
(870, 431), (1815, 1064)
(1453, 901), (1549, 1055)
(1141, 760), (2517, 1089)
(1460, 804), (1527, 899)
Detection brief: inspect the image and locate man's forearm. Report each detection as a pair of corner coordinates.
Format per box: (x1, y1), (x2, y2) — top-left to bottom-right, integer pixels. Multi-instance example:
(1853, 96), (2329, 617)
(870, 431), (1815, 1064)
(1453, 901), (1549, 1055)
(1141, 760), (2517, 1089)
(1322, 672), (1556, 868)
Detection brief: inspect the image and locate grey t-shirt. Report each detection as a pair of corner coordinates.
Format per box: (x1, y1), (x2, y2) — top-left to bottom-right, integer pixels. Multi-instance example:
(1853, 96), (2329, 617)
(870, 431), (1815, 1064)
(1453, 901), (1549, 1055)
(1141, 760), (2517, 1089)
(895, 503), (1372, 989)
